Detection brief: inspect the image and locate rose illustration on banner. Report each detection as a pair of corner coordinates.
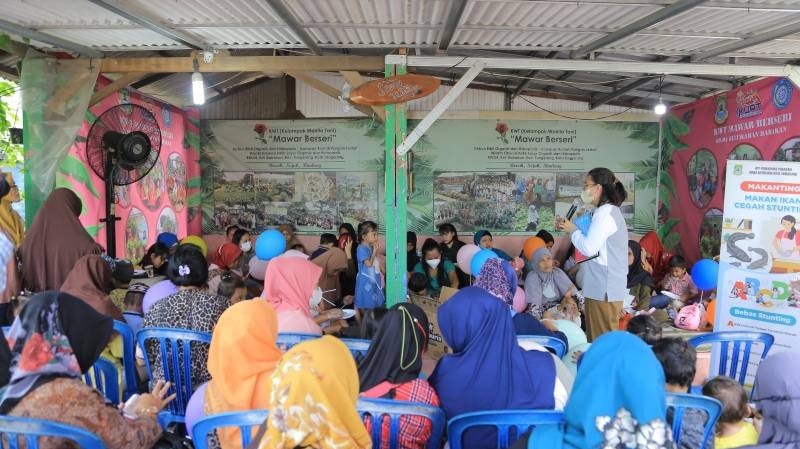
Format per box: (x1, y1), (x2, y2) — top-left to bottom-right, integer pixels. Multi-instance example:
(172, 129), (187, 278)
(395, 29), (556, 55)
(254, 123), (268, 143)
(495, 122), (509, 144)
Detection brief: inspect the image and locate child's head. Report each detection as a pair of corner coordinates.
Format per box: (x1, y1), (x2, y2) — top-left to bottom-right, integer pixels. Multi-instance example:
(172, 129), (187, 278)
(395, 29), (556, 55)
(535, 230), (555, 250)
(357, 221), (379, 244)
(217, 272), (247, 304)
(703, 376), (749, 424)
(407, 231), (418, 253)
(626, 314), (662, 345)
(359, 307), (388, 339)
(653, 338), (696, 393)
(669, 255), (688, 278)
(408, 272), (429, 295)
(124, 282), (149, 313)
(319, 233), (337, 248)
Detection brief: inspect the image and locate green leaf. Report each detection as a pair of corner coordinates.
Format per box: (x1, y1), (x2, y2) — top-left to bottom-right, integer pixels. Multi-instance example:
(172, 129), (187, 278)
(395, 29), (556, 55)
(662, 231), (682, 251)
(658, 218), (681, 240)
(186, 176), (202, 188)
(187, 191), (202, 207)
(0, 34), (11, 54)
(85, 223), (104, 238)
(660, 171), (678, 199)
(57, 154), (100, 198)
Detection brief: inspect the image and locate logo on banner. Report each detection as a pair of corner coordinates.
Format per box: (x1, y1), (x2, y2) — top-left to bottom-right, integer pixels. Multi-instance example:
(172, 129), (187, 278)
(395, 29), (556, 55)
(734, 164), (743, 176)
(772, 79), (793, 110)
(714, 95), (728, 125)
(735, 89), (763, 119)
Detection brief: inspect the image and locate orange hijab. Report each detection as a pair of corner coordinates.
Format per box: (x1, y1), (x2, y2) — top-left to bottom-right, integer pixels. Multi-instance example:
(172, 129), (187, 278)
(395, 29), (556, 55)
(206, 300), (281, 449)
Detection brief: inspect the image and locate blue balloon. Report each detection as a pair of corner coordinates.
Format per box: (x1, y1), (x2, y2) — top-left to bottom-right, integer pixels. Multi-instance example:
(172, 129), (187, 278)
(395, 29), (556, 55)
(255, 229), (286, 261)
(691, 258), (719, 290)
(471, 249), (500, 277)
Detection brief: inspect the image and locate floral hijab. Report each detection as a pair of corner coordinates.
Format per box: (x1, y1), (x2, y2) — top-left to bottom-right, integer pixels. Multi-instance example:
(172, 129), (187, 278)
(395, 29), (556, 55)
(530, 331), (674, 449)
(254, 336), (371, 449)
(0, 291), (113, 414)
(474, 258), (517, 307)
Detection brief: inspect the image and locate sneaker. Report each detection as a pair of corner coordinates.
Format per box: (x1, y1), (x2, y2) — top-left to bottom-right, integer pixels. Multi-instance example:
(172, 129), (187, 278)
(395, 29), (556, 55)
(667, 307), (677, 321)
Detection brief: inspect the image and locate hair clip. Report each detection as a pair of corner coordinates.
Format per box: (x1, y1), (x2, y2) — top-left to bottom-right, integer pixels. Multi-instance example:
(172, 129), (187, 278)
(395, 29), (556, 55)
(178, 264), (191, 276)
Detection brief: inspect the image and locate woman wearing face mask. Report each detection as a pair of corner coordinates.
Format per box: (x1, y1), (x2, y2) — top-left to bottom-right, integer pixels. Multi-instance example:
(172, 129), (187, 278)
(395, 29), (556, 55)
(262, 256), (327, 335)
(232, 228), (253, 276)
(557, 168), (629, 342)
(413, 238), (458, 298)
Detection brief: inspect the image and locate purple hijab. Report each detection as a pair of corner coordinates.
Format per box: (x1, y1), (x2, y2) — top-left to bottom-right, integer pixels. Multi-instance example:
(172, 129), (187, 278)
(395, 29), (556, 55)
(748, 352), (800, 449)
(474, 258), (517, 307)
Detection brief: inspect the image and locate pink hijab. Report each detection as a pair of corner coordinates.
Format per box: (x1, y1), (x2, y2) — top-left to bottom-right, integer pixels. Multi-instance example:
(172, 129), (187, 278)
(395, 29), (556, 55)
(263, 257), (323, 334)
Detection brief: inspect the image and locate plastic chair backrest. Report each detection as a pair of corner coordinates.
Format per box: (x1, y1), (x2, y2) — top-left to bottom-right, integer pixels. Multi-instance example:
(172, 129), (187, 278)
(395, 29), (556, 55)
(137, 327), (212, 426)
(82, 357), (120, 404)
(517, 335), (567, 358)
(191, 410), (269, 449)
(357, 398), (445, 449)
(341, 338), (371, 360)
(666, 393), (722, 449)
(689, 331), (774, 394)
(447, 410), (565, 449)
(1, 326), (9, 335)
(112, 320), (138, 400)
(276, 332), (319, 351)
(0, 416), (106, 449)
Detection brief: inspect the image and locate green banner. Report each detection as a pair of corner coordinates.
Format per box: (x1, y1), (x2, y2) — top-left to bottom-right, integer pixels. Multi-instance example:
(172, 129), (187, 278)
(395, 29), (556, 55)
(201, 118), (658, 235)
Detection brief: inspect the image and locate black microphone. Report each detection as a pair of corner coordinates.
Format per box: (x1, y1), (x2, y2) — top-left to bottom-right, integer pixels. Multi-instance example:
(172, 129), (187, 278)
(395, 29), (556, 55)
(565, 198), (581, 220)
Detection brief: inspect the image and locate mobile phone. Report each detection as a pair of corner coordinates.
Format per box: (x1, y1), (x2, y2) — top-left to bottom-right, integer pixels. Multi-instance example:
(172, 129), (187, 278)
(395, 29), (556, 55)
(122, 394), (141, 419)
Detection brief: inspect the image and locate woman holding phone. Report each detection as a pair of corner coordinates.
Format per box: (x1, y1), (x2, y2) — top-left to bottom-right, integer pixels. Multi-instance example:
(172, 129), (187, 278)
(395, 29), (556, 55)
(557, 167), (628, 341)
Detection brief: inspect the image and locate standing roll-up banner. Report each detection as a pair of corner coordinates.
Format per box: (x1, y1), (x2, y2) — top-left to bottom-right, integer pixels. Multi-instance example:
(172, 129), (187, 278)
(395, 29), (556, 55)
(716, 159), (800, 385)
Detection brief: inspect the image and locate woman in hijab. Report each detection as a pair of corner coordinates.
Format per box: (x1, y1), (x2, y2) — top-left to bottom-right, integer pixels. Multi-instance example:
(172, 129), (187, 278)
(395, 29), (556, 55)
(20, 188), (103, 292)
(205, 300), (281, 449)
(1, 292), (174, 449)
(627, 240), (666, 322)
(0, 172), (24, 246)
(429, 286), (557, 449)
(747, 352), (800, 448)
(279, 223), (306, 254)
(143, 244), (229, 388)
(262, 256), (324, 335)
(640, 231), (672, 285)
(524, 247), (578, 320)
(208, 242), (243, 293)
(358, 303), (440, 449)
(473, 229), (513, 261)
(252, 336), (372, 449)
(476, 258), (568, 348)
(522, 331), (674, 449)
(61, 254), (123, 320)
(338, 223), (358, 298)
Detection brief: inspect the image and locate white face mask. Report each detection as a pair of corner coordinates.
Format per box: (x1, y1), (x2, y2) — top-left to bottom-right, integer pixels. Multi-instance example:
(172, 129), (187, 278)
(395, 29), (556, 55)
(426, 258), (441, 269)
(580, 187), (594, 205)
(240, 241), (252, 252)
(309, 287), (323, 311)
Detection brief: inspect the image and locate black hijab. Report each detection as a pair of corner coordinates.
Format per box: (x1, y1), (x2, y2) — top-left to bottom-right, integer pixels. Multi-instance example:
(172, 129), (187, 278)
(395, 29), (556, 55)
(357, 303), (429, 394)
(628, 240), (655, 289)
(0, 291), (113, 413)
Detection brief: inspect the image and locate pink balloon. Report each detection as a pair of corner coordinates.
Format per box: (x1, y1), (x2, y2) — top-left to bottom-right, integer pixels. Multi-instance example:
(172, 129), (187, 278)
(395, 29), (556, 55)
(457, 244), (481, 275)
(185, 381), (208, 435)
(513, 286), (527, 313)
(142, 280), (177, 314)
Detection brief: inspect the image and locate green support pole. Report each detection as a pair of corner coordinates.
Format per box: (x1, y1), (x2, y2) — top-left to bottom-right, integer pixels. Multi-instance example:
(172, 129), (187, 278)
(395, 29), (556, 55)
(22, 109), (46, 227)
(384, 56), (409, 306)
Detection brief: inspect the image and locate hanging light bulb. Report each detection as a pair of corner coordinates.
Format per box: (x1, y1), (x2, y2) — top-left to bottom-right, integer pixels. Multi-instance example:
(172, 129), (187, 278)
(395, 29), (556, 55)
(191, 58), (205, 105)
(654, 99), (667, 115)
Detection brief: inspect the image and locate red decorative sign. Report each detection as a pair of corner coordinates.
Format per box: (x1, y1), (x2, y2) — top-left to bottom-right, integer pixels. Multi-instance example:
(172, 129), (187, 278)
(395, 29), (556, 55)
(349, 74), (440, 106)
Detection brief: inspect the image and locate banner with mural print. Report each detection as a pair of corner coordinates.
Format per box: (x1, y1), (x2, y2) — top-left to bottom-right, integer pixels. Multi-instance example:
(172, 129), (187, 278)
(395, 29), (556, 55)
(56, 78), (202, 263)
(661, 77), (799, 262)
(201, 119), (658, 235)
(716, 160), (800, 369)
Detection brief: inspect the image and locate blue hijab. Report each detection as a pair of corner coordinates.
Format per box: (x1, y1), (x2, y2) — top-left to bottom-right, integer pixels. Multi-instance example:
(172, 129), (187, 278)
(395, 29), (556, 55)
(430, 286), (555, 448)
(473, 230), (513, 261)
(530, 331), (673, 449)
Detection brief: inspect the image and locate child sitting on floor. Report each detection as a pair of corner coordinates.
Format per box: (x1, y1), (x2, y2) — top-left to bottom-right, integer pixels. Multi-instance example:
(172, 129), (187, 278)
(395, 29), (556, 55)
(408, 272), (430, 296)
(650, 255), (699, 313)
(703, 376), (760, 449)
(122, 282), (148, 335)
(653, 338), (710, 449)
(626, 314), (662, 345)
(217, 272), (247, 305)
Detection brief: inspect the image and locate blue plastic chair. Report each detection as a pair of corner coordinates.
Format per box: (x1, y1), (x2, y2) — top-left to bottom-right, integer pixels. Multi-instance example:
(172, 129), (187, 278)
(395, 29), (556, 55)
(137, 328), (212, 429)
(1, 326), (9, 335)
(666, 393), (722, 449)
(689, 331), (774, 396)
(82, 357), (121, 404)
(191, 410), (269, 449)
(357, 398), (445, 449)
(113, 320), (139, 400)
(0, 416), (106, 449)
(447, 410), (565, 449)
(276, 332), (319, 351)
(341, 338), (371, 359)
(517, 335), (567, 358)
